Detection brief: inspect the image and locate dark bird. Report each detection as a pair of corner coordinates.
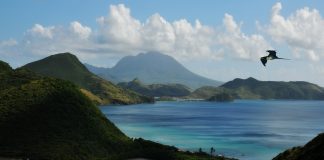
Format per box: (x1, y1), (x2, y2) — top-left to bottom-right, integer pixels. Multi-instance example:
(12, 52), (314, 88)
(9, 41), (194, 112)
(260, 50), (290, 66)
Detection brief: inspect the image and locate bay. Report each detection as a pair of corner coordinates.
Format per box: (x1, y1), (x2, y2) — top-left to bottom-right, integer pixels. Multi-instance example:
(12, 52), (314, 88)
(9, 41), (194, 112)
(100, 100), (324, 160)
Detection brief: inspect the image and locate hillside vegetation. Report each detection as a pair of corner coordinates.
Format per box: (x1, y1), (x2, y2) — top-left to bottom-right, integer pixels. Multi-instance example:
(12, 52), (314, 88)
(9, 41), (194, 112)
(22, 53), (153, 105)
(189, 77), (324, 100)
(118, 78), (191, 97)
(0, 60), (235, 160)
(273, 133), (324, 160)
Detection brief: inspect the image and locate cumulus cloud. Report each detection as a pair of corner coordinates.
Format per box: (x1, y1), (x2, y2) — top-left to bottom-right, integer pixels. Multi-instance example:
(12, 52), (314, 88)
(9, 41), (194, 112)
(28, 24), (55, 39)
(70, 21), (92, 40)
(97, 4), (142, 47)
(95, 4), (220, 60)
(0, 3), (271, 64)
(21, 23), (94, 57)
(267, 2), (324, 61)
(218, 14), (271, 60)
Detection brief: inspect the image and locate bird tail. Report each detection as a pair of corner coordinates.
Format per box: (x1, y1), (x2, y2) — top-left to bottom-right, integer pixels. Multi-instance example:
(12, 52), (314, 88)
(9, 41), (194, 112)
(277, 58), (290, 60)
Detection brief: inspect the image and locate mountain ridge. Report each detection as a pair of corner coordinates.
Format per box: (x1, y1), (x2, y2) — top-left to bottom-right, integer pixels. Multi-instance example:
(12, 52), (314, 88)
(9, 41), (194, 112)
(118, 78), (191, 97)
(21, 52), (153, 105)
(189, 77), (324, 100)
(86, 52), (222, 89)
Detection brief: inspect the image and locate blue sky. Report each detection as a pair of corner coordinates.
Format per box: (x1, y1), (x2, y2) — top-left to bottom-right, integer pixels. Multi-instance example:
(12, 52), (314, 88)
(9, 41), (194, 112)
(1, 1), (324, 86)
(2, 0), (322, 38)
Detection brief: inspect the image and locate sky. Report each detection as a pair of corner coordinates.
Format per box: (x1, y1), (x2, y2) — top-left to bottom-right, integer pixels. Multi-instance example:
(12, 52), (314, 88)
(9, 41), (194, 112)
(1, 0), (324, 86)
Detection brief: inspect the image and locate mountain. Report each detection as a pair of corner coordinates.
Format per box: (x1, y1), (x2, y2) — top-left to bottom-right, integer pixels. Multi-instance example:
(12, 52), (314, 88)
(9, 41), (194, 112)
(0, 62), (235, 160)
(273, 133), (324, 160)
(118, 78), (191, 97)
(86, 52), (223, 89)
(188, 77), (324, 100)
(21, 53), (153, 105)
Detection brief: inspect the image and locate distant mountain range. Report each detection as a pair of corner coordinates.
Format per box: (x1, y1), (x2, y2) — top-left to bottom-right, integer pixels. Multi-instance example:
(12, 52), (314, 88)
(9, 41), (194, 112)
(118, 78), (191, 97)
(189, 77), (324, 100)
(85, 52), (222, 89)
(21, 53), (153, 105)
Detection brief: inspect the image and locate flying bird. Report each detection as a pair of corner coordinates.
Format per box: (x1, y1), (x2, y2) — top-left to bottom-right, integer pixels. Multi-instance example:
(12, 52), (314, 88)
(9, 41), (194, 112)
(260, 50), (290, 66)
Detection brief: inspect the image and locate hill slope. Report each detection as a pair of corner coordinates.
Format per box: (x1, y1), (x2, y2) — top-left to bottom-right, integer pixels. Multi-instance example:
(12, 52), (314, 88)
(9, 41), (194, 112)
(22, 53), (153, 105)
(118, 78), (191, 97)
(189, 77), (324, 100)
(0, 67), (130, 159)
(86, 52), (222, 89)
(222, 77), (324, 99)
(0, 62), (235, 160)
(273, 133), (324, 160)
(0, 60), (12, 73)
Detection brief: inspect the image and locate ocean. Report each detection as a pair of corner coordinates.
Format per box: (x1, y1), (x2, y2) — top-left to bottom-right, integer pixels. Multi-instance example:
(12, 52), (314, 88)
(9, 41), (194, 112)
(100, 100), (324, 160)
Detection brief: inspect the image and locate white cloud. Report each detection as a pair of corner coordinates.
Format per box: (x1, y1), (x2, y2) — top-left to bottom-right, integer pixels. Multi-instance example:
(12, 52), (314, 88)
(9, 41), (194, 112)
(141, 13), (175, 53)
(0, 39), (17, 47)
(28, 24), (55, 39)
(97, 4), (142, 47)
(95, 4), (221, 61)
(267, 2), (324, 61)
(70, 21), (92, 40)
(218, 14), (271, 60)
(21, 22), (94, 57)
(0, 3), (271, 65)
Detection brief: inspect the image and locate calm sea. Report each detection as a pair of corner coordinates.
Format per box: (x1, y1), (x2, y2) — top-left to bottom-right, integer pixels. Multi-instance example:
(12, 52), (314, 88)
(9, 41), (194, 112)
(100, 100), (324, 160)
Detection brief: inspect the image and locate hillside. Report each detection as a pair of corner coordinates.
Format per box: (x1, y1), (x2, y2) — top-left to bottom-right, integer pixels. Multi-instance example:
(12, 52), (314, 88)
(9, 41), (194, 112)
(273, 133), (324, 160)
(222, 77), (324, 99)
(118, 78), (191, 97)
(86, 52), (222, 89)
(188, 86), (233, 99)
(0, 60), (12, 73)
(21, 53), (153, 105)
(0, 67), (130, 159)
(188, 77), (324, 100)
(0, 62), (235, 160)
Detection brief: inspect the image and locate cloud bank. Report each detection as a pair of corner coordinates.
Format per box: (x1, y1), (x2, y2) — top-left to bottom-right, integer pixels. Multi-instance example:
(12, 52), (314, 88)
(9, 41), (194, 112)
(267, 2), (324, 61)
(1, 2), (324, 66)
(0, 4), (272, 64)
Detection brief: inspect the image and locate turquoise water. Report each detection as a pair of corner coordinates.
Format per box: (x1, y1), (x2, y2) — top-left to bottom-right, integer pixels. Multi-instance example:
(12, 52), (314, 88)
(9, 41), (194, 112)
(100, 100), (324, 160)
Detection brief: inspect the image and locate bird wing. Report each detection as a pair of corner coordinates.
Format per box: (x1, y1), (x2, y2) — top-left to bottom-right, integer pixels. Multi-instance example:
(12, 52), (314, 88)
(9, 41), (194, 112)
(260, 56), (267, 66)
(267, 50), (277, 58)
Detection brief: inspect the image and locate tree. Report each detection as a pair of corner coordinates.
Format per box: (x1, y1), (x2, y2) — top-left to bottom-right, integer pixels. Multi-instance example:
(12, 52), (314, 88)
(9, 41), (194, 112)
(210, 147), (215, 156)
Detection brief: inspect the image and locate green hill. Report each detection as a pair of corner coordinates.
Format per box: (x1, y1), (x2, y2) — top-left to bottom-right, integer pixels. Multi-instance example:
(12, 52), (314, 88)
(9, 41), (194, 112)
(0, 62), (235, 160)
(222, 77), (324, 99)
(0, 60), (12, 73)
(0, 67), (130, 159)
(273, 133), (324, 160)
(188, 86), (233, 99)
(21, 53), (153, 105)
(189, 77), (324, 100)
(118, 78), (191, 97)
